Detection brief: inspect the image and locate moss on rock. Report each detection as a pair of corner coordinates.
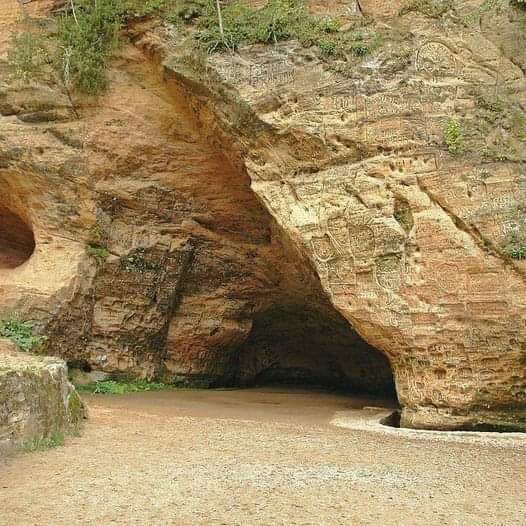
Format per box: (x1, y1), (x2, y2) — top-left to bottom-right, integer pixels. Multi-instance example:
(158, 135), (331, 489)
(0, 340), (86, 455)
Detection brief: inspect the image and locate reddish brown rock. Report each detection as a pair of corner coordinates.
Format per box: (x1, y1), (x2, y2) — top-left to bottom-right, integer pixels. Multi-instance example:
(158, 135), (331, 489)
(1, 0), (526, 431)
(153, 1), (526, 430)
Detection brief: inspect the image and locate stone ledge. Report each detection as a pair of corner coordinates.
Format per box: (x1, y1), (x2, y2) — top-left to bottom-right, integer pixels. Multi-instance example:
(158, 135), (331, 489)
(0, 339), (86, 455)
(331, 407), (526, 445)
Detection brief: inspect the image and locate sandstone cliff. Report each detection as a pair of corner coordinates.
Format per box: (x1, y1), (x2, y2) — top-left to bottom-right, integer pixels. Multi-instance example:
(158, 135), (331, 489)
(1, 0), (525, 430)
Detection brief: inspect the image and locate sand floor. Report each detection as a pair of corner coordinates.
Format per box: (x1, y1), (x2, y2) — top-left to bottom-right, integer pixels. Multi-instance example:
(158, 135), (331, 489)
(1, 387), (525, 526)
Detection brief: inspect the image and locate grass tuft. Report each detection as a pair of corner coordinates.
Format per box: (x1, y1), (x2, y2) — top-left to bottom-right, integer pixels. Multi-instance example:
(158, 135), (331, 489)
(75, 380), (169, 395)
(86, 243), (109, 262)
(23, 432), (65, 452)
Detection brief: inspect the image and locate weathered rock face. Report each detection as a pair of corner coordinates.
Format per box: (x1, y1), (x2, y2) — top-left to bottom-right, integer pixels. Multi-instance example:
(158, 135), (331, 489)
(0, 1), (394, 395)
(0, 340), (84, 454)
(358, 0), (406, 18)
(155, 1), (526, 430)
(1, 0), (526, 430)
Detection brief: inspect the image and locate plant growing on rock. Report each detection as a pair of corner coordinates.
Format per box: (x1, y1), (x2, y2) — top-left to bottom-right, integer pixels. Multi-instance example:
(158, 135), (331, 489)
(503, 230), (526, 260)
(9, 0), (174, 94)
(0, 317), (41, 352)
(443, 118), (464, 154)
(54, 0), (122, 94)
(86, 243), (109, 262)
(7, 31), (49, 83)
(23, 432), (65, 452)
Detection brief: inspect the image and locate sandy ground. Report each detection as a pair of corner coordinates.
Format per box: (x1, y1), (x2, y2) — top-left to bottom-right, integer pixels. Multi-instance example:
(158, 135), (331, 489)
(1, 387), (525, 526)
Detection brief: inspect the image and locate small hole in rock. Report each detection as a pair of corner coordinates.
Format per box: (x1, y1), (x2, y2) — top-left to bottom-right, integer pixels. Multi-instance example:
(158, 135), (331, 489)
(0, 206), (35, 269)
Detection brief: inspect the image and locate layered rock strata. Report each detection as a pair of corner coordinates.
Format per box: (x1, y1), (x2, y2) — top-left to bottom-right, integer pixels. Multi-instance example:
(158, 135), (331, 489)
(1, 0), (526, 430)
(152, 1), (526, 430)
(0, 0), (394, 395)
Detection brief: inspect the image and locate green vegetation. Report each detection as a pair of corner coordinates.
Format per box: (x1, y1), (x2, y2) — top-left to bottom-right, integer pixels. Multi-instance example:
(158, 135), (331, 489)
(54, 0), (183, 93)
(7, 31), (48, 82)
(505, 245), (526, 259)
(87, 224), (109, 262)
(0, 317), (41, 352)
(169, 0), (345, 53)
(75, 379), (169, 394)
(54, 0), (123, 94)
(68, 390), (85, 422)
(8, 0), (175, 93)
(9, 0), (381, 93)
(88, 223), (107, 246)
(503, 228), (526, 260)
(23, 432), (65, 452)
(86, 243), (109, 262)
(443, 118), (464, 154)
(399, 0), (454, 17)
(501, 206), (526, 260)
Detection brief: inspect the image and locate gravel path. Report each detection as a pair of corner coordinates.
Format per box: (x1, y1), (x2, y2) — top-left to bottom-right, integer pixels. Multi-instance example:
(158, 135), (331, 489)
(1, 388), (525, 526)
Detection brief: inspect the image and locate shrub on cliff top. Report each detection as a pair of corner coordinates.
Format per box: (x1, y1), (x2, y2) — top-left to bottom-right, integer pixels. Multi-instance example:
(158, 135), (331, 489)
(171, 0), (341, 52)
(54, 0), (122, 94)
(9, 0), (376, 92)
(9, 0), (175, 93)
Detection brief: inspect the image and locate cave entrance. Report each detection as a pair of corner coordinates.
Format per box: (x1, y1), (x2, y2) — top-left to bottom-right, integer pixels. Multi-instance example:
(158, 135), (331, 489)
(235, 305), (397, 399)
(0, 206), (35, 269)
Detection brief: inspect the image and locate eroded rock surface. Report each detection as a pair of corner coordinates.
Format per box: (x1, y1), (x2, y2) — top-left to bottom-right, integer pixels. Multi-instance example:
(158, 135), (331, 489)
(0, 0), (394, 395)
(0, 340), (84, 454)
(156, 1), (526, 430)
(1, 0), (526, 430)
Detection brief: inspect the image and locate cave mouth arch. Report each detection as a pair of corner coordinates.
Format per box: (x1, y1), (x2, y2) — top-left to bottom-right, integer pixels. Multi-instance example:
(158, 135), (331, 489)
(234, 304), (397, 400)
(0, 206), (35, 269)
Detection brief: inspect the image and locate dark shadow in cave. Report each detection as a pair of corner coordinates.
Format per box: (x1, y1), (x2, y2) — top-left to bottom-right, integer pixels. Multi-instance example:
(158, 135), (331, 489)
(235, 305), (397, 400)
(0, 206), (35, 269)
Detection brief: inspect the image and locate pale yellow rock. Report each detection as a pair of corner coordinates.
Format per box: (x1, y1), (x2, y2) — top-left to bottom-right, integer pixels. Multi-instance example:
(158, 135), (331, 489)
(157, 1), (526, 430)
(1, 0), (525, 432)
(358, 0), (407, 17)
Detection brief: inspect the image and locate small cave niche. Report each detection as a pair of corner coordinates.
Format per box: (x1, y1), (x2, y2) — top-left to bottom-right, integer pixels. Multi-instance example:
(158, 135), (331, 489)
(0, 206), (35, 269)
(235, 305), (397, 399)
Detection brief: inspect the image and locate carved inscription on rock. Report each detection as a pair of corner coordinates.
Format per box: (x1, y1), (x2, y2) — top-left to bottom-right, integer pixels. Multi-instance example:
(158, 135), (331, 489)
(375, 254), (404, 291)
(415, 41), (458, 78)
(349, 224), (376, 261)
